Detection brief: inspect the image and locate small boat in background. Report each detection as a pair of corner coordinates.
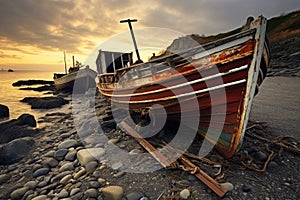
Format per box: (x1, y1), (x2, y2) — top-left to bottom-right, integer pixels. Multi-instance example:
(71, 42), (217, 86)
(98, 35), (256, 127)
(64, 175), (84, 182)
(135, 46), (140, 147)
(8, 69), (14, 72)
(96, 16), (270, 158)
(54, 55), (97, 93)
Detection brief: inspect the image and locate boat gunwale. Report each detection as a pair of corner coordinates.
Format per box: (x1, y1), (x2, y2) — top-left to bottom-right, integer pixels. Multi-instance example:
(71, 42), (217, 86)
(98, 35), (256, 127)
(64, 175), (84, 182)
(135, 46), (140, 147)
(98, 39), (255, 95)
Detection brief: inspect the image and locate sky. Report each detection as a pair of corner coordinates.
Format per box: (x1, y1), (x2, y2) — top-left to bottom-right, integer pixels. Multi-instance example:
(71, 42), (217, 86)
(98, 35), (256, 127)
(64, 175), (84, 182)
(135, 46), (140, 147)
(0, 0), (299, 72)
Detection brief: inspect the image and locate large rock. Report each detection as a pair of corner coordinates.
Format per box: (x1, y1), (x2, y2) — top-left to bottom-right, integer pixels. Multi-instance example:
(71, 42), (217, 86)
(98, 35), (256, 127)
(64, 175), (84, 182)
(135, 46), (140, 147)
(33, 167), (50, 178)
(59, 162), (74, 172)
(24, 181), (37, 190)
(31, 195), (48, 200)
(58, 139), (78, 149)
(12, 80), (54, 87)
(126, 191), (144, 200)
(20, 85), (55, 92)
(85, 188), (98, 198)
(0, 114), (38, 144)
(17, 114), (36, 127)
(0, 174), (10, 185)
(42, 157), (59, 168)
(73, 168), (86, 179)
(54, 149), (68, 161)
(10, 187), (29, 200)
(65, 149), (77, 161)
(0, 104), (9, 118)
(77, 148), (105, 166)
(21, 96), (69, 109)
(0, 137), (34, 165)
(101, 186), (124, 200)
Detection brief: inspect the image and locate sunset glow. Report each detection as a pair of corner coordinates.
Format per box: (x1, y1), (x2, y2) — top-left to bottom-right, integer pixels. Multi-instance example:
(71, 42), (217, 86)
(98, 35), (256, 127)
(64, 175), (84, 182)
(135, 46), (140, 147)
(0, 0), (298, 71)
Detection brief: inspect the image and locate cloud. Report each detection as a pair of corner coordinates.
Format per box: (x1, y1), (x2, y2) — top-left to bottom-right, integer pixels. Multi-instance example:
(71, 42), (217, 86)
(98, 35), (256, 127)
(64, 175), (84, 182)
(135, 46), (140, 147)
(0, 0), (118, 54)
(142, 0), (300, 35)
(0, 51), (22, 60)
(0, 43), (36, 55)
(0, 0), (298, 64)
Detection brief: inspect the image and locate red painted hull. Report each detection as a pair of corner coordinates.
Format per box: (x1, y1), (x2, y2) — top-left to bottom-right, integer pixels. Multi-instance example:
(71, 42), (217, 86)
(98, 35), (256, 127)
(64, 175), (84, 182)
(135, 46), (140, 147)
(97, 17), (270, 158)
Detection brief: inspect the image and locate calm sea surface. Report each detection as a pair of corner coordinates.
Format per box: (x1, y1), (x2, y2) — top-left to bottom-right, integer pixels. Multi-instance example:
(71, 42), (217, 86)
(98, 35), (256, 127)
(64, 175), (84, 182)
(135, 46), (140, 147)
(0, 70), (62, 122)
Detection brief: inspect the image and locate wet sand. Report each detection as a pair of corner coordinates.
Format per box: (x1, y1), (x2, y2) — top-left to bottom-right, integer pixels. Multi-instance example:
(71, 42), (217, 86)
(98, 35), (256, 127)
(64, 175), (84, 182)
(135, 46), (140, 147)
(250, 76), (300, 138)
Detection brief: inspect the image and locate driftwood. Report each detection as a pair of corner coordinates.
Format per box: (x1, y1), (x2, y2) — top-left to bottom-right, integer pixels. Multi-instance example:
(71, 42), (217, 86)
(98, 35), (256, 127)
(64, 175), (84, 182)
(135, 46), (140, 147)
(239, 122), (300, 173)
(119, 120), (227, 198)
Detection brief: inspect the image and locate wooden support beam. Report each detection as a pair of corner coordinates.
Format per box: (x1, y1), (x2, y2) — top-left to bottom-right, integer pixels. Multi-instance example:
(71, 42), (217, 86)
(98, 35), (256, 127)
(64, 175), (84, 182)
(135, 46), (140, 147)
(119, 121), (176, 168)
(119, 120), (227, 197)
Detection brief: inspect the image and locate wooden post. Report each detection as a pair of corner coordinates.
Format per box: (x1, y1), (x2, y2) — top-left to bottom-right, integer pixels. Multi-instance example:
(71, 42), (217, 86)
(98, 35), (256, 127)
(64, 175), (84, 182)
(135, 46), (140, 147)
(63, 51), (67, 74)
(119, 120), (228, 197)
(72, 56), (75, 68)
(86, 65), (89, 91)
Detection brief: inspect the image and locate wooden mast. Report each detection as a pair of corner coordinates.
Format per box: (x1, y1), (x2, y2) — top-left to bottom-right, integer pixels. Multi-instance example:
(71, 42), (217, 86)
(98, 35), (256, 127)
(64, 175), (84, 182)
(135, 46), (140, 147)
(72, 56), (75, 68)
(63, 51), (67, 74)
(120, 19), (142, 63)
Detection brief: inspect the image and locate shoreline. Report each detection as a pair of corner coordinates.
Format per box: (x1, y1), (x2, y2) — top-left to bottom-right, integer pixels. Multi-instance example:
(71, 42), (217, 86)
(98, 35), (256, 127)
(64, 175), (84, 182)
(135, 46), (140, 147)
(0, 75), (299, 199)
(1, 32), (300, 198)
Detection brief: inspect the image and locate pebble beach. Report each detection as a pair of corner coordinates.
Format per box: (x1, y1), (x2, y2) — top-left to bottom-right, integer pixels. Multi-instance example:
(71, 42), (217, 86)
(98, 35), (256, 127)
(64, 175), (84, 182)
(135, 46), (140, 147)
(0, 35), (299, 200)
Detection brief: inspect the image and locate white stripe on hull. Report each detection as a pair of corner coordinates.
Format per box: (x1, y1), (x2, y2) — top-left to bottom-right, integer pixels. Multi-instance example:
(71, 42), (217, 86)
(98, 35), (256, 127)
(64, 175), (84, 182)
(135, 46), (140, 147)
(104, 64), (248, 98)
(111, 79), (246, 104)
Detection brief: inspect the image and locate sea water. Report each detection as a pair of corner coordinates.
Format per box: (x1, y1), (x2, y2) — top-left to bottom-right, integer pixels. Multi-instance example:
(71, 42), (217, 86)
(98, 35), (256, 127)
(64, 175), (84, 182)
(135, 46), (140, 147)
(0, 70), (64, 122)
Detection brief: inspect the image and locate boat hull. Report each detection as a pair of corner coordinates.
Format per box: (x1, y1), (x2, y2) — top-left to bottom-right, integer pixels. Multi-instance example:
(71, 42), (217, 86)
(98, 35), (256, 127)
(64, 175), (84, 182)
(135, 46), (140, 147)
(54, 67), (97, 93)
(97, 17), (270, 158)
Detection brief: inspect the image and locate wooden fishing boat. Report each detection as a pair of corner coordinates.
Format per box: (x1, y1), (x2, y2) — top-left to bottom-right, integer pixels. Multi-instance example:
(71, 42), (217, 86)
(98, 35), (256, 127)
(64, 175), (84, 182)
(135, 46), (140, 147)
(54, 65), (97, 92)
(96, 16), (270, 158)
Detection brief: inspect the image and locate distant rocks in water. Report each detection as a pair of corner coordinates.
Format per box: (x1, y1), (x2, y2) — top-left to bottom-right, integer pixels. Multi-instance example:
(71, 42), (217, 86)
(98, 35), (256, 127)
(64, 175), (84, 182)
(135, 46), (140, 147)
(20, 85), (56, 92)
(12, 80), (54, 87)
(0, 104), (9, 118)
(0, 113), (38, 144)
(0, 137), (34, 165)
(21, 96), (69, 109)
(7, 69), (14, 72)
(12, 79), (55, 92)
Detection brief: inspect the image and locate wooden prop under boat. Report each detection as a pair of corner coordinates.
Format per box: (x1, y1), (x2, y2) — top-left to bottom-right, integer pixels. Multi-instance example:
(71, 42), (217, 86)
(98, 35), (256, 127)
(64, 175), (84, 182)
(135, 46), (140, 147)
(96, 16), (270, 159)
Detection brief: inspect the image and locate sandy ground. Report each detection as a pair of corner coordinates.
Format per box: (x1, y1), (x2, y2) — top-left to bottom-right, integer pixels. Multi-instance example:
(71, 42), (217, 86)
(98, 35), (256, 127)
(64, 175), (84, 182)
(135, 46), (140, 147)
(250, 77), (300, 138)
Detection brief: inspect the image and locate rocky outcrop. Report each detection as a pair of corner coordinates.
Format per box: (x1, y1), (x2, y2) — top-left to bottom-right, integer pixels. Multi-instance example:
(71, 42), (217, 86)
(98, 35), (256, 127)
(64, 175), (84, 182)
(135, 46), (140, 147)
(0, 114), (38, 144)
(0, 137), (34, 165)
(21, 96), (69, 109)
(17, 113), (37, 127)
(0, 104), (9, 118)
(20, 85), (55, 92)
(12, 80), (54, 87)
(165, 34), (200, 54)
